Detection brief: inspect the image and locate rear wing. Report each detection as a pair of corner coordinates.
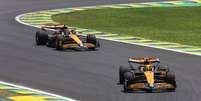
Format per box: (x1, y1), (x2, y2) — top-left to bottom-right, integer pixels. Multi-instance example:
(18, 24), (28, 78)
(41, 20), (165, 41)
(41, 23), (67, 30)
(128, 57), (160, 64)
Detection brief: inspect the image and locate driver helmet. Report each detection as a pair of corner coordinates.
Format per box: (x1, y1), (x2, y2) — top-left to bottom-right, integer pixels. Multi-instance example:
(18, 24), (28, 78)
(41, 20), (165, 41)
(143, 64), (153, 71)
(71, 30), (76, 34)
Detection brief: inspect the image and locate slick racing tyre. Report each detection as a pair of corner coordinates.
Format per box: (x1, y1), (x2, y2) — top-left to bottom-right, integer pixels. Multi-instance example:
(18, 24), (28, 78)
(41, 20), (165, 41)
(123, 72), (135, 91)
(35, 31), (48, 45)
(86, 34), (100, 50)
(166, 71), (177, 88)
(55, 37), (64, 50)
(119, 66), (130, 84)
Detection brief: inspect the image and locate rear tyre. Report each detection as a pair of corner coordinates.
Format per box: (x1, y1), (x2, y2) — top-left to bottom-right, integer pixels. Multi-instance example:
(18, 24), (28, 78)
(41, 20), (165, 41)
(35, 31), (48, 45)
(119, 66), (130, 84)
(86, 34), (100, 50)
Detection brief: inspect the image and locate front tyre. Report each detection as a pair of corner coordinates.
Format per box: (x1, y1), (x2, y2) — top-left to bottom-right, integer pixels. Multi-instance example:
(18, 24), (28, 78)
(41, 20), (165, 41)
(166, 71), (177, 88)
(55, 38), (63, 50)
(119, 66), (130, 84)
(86, 34), (100, 50)
(123, 72), (135, 91)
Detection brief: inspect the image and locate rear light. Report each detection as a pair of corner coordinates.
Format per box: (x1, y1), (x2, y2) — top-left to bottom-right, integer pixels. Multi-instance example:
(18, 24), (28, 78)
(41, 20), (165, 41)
(160, 71), (166, 77)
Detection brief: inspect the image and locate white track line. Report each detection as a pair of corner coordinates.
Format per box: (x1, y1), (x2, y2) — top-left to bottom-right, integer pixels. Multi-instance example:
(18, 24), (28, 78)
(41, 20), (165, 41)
(98, 37), (201, 56)
(0, 81), (77, 101)
(15, 12), (201, 57)
(13, 14), (78, 101)
(15, 14), (41, 29)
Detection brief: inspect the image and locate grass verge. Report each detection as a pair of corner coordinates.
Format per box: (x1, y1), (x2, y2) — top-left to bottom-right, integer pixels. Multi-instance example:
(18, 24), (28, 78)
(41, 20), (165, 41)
(52, 7), (201, 46)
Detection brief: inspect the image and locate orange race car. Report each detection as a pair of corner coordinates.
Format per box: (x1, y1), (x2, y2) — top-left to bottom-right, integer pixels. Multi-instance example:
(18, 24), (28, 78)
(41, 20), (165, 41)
(119, 57), (176, 92)
(35, 23), (100, 50)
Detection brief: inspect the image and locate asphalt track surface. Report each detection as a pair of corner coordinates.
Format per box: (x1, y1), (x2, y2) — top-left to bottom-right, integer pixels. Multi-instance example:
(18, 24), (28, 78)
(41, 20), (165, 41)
(1, 0), (201, 101)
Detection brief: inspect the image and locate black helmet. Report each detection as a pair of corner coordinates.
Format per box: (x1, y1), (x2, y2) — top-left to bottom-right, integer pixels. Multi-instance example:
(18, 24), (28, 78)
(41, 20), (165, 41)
(71, 30), (76, 34)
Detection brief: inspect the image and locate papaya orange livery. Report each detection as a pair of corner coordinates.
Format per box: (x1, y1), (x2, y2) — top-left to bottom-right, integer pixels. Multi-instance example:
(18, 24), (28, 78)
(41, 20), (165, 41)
(119, 57), (176, 92)
(35, 23), (100, 51)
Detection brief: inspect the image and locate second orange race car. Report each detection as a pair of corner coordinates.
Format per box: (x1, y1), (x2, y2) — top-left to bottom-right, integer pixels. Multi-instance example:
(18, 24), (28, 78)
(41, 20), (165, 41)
(35, 23), (100, 50)
(119, 57), (177, 92)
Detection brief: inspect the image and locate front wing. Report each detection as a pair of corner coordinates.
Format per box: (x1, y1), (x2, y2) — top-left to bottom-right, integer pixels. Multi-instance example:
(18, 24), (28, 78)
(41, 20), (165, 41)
(62, 43), (96, 49)
(128, 82), (176, 92)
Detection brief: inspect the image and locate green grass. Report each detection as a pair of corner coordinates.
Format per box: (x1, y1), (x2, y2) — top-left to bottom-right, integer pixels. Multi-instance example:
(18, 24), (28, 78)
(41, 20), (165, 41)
(52, 7), (201, 46)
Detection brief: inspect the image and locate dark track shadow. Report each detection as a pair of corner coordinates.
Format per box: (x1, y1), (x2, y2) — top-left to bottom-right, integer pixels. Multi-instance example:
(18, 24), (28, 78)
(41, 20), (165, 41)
(120, 89), (176, 94)
(34, 44), (99, 52)
(53, 48), (99, 52)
